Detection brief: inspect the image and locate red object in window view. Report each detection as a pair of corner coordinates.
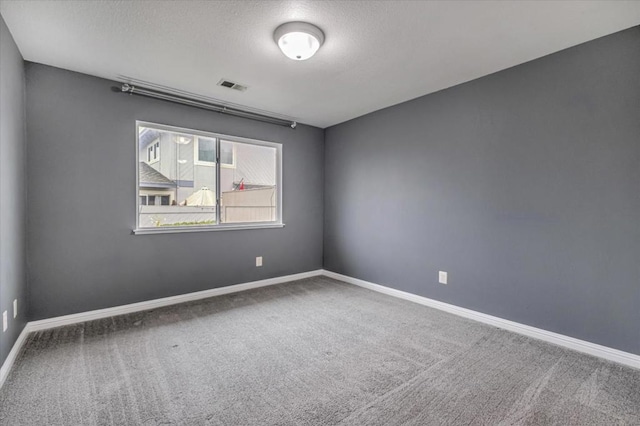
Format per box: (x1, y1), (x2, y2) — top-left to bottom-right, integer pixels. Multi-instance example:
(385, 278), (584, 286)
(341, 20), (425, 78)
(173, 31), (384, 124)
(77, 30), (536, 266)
(239, 181), (245, 190)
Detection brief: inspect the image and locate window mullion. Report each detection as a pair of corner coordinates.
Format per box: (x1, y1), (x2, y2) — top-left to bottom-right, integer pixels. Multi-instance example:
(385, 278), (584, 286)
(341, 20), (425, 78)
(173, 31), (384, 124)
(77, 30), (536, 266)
(216, 138), (221, 225)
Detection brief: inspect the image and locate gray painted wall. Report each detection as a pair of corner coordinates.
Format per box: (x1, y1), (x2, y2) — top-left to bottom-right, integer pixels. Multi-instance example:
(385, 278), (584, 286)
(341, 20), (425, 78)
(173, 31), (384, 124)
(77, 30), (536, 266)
(0, 15), (28, 365)
(324, 27), (640, 355)
(26, 63), (324, 320)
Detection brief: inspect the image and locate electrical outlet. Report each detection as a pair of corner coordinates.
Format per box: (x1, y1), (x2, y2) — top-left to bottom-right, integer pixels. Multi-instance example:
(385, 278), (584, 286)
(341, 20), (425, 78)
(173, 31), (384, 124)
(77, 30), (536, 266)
(256, 256), (263, 267)
(2, 311), (7, 332)
(439, 271), (448, 285)
(13, 299), (17, 318)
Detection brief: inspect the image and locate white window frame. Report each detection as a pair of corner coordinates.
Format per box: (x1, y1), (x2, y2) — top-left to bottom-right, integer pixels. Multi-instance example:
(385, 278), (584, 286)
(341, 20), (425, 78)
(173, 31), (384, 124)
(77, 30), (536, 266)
(134, 121), (283, 235)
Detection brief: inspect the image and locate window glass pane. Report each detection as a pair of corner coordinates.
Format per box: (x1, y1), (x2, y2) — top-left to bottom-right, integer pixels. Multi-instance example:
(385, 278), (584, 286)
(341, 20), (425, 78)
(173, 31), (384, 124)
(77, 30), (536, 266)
(138, 126), (216, 228)
(198, 137), (216, 163)
(137, 124), (280, 232)
(220, 140), (277, 223)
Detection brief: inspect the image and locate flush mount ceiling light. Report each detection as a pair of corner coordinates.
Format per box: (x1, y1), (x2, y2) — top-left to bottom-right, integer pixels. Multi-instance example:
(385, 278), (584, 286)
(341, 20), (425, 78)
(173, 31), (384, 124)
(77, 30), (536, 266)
(274, 21), (325, 61)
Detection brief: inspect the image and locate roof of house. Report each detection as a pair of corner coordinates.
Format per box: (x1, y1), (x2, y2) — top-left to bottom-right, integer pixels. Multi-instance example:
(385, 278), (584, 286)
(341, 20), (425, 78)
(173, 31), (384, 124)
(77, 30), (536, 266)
(139, 162), (176, 188)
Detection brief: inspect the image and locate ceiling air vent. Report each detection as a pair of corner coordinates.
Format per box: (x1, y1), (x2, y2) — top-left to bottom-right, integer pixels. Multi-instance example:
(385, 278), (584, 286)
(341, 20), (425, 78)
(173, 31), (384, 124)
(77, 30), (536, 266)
(217, 79), (247, 92)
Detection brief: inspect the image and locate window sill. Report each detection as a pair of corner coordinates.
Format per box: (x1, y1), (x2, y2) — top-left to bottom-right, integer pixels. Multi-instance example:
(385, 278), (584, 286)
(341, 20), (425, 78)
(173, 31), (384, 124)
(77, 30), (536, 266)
(133, 223), (285, 235)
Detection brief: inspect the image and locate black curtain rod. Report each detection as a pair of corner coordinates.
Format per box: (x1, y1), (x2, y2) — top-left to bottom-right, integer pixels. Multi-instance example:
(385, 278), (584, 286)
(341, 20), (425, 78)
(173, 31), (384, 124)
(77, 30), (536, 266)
(117, 83), (297, 129)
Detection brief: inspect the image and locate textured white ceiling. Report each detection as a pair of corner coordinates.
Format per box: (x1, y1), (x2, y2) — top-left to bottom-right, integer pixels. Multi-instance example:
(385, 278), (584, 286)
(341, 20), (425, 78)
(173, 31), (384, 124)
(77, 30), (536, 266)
(1, 1), (639, 128)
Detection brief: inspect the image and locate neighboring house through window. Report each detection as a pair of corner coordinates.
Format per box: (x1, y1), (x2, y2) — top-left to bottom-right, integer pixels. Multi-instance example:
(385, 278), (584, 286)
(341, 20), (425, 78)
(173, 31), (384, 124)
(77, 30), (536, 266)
(220, 140), (235, 168)
(136, 122), (282, 233)
(147, 140), (160, 164)
(195, 136), (235, 168)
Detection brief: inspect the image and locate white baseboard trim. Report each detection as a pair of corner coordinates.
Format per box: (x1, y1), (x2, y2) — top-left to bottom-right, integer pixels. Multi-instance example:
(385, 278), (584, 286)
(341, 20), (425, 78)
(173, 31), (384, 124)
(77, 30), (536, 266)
(322, 270), (640, 370)
(28, 269), (324, 332)
(0, 269), (323, 389)
(0, 325), (30, 389)
(2, 267), (637, 390)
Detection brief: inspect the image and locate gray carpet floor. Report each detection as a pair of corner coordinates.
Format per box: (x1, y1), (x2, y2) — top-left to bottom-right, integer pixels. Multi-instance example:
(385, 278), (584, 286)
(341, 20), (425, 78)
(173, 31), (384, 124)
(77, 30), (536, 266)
(1, 276), (639, 425)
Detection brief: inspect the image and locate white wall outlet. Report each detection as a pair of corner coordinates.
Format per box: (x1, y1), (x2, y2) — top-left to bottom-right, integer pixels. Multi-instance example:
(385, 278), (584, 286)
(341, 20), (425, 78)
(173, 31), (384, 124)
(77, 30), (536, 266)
(2, 311), (7, 332)
(13, 299), (17, 318)
(256, 256), (263, 267)
(439, 271), (448, 285)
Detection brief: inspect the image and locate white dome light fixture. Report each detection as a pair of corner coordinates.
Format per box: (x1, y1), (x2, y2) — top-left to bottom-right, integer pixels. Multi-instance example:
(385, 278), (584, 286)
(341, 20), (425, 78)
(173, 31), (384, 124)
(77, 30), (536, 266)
(274, 21), (325, 61)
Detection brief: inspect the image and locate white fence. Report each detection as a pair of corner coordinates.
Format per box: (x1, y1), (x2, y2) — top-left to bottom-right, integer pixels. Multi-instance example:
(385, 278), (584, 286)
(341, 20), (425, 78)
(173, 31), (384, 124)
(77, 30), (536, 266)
(139, 200), (275, 227)
(222, 206), (276, 223)
(221, 187), (276, 223)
